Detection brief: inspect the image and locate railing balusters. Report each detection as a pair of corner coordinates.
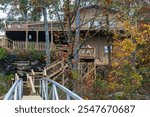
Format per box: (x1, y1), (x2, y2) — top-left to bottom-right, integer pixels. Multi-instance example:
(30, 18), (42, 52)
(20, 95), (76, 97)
(4, 79), (23, 100)
(52, 85), (55, 100)
(40, 78), (83, 100)
(53, 85), (59, 100)
(45, 80), (48, 100)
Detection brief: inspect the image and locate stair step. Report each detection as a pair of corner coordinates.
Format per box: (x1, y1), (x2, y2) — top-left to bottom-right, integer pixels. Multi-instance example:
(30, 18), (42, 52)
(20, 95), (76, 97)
(22, 95), (42, 100)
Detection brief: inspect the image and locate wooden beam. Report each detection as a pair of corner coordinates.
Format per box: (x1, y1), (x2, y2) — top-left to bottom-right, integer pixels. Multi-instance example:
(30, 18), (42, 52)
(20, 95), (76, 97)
(36, 31), (39, 50)
(25, 22), (28, 50)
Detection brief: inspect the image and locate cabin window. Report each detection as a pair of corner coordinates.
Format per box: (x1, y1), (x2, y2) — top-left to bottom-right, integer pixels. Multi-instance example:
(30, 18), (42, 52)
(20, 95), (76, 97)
(104, 45), (112, 54)
(28, 34), (32, 40)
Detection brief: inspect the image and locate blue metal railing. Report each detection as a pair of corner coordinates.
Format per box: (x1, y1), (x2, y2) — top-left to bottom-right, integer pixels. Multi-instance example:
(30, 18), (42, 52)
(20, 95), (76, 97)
(40, 78), (83, 100)
(3, 79), (23, 100)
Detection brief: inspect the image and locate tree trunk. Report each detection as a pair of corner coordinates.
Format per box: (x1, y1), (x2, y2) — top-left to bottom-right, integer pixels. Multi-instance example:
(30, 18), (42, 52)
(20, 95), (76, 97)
(43, 7), (50, 66)
(74, 0), (80, 69)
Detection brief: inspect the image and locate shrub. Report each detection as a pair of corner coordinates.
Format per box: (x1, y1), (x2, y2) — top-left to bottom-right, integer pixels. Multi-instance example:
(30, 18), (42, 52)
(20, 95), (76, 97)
(0, 48), (7, 60)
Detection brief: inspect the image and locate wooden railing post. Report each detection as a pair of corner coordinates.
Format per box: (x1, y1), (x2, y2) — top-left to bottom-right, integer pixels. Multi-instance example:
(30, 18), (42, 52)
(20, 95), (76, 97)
(25, 22), (28, 51)
(26, 73), (36, 94)
(43, 69), (47, 76)
(31, 69), (35, 84)
(15, 73), (19, 81)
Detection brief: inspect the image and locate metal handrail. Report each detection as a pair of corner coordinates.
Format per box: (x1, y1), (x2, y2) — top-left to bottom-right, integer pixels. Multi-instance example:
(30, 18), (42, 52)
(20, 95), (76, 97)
(40, 78), (83, 100)
(3, 79), (23, 100)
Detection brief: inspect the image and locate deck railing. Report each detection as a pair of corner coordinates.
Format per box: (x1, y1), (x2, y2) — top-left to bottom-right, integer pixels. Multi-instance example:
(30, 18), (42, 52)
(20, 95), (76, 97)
(40, 78), (83, 100)
(5, 21), (66, 31)
(13, 41), (46, 51)
(79, 48), (96, 59)
(0, 36), (14, 50)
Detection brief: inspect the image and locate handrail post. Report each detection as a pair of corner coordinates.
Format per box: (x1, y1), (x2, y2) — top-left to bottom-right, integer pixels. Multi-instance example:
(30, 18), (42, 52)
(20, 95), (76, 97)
(31, 69), (35, 86)
(40, 80), (43, 98)
(26, 73), (36, 95)
(45, 80), (48, 100)
(43, 69), (47, 76)
(15, 73), (19, 80)
(14, 85), (17, 100)
(42, 80), (45, 99)
(21, 79), (23, 98)
(52, 84), (55, 100)
(40, 79), (42, 96)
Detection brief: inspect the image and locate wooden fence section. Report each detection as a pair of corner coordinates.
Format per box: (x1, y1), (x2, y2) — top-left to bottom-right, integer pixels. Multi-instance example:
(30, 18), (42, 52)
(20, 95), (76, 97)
(14, 41), (46, 51)
(0, 36), (46, 51)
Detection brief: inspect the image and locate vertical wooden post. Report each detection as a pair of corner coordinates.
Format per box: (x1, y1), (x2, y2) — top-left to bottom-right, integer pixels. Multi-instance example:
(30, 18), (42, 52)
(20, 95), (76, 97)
(43, 68), (47, 76)
(26, 22), (28, 51)
(4, 35), (7, 48)
(36, 31), (39, 50)
(31, 69), (35, 87)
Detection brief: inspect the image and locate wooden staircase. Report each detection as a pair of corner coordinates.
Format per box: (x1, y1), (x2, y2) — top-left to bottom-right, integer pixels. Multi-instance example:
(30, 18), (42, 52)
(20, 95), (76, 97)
(43, 59), (68, 83)
(24, 59), (68, 95)
(23, 81), (31, 95)
(80, 61), (96, 79)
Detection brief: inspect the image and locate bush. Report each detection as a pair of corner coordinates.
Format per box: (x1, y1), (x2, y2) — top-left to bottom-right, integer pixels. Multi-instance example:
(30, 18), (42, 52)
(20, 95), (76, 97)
(0, 48), (7, 60)
(0, 73), (14, 96)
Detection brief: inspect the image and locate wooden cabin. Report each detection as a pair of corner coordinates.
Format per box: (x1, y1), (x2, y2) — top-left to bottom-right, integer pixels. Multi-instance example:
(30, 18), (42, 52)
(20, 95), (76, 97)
(0, 4), (124, 66)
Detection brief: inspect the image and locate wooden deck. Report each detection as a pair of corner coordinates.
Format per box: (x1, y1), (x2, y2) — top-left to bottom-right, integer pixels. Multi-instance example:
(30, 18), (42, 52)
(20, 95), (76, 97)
(0, 36), (66, 52)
